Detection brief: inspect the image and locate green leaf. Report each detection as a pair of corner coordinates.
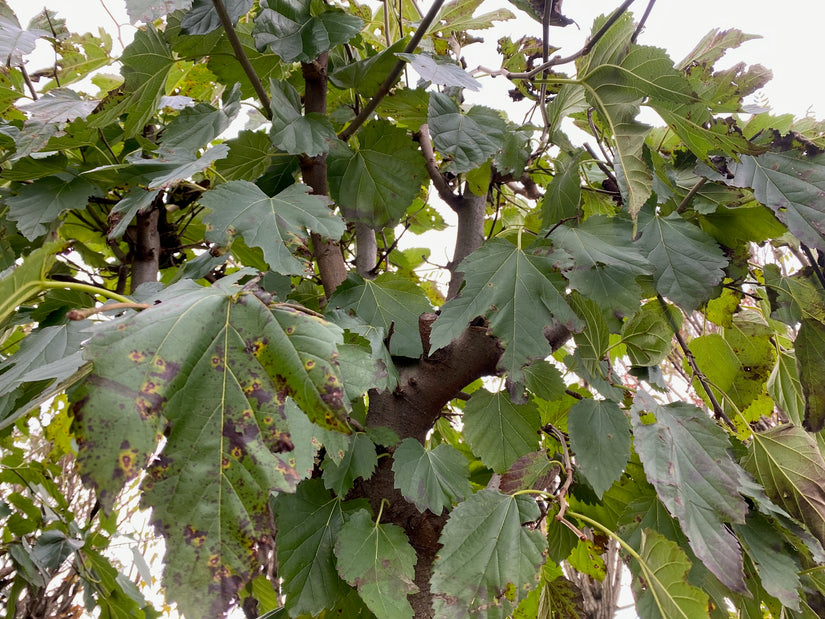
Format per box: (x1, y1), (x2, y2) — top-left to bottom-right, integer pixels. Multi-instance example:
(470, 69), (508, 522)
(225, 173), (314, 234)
(631, 391), (749, 593)
(428, 91), (499, 173)
(89, 26), (175, 137)
(568, 399), (630, 498)
(632, 529), (711, 619)
(330, 38), (407, 93)
(433, 0), (515, 32)
(6, 174), (98, 240)
(540, 151), (583, 227)
(550, 215), (654, 314)
(743, 424), (825, 549)
(430, 239), (582, 382)
(274, 479), (367, 616)
(200, 180), (345, 275)
(0, 244), (61, 327)
(214, 130), (279, 182)
(327, 272), (432, 358)
(327, 119), (426, 228)
(160, 83), (241, 151)
(253, 0), (363, 63)
(397, 53), (481, 91)
(569, 292), (609, 368)
(733, 513), (801, 611)
(269, 80), (337, 157)
(636, 211), (727, 312)
(462, 389), (541, 474)
(321, 433), (377, 496)
(523, 360), (565, 401)
(621, 301), (679, 366)
(334, 509), (418, 619)
(19, 88), (97, 123)
(794, 318), (825, 432)
(768, 348), (805, 426)
(126, 0), (193, 23)
(431, 490), (546, 618)
(391, 438), (472, 514)
(0, 10), (44, 65)
(727, 151), (825, 252)
(181, 0), (252, 35)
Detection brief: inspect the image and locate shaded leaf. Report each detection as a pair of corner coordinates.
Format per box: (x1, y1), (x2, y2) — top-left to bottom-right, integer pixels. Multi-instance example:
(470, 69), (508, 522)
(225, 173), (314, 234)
(463, 389), (541, 473)
(328, 272), (432, 358)
(499, 451), (560, 495)
(631, 391), (748, 592)
(795, 318), (825, 432)
(635, 211), (727, 312)
(327, 120), (426, 228)
(330, 39), (407, 93)
(321, 433), (377, 496)
(334, 509), (418, 618)
(6, 174), (98, 240)
(392, 438), (472, 514)
(743, 424), (825, 549)
(200, 180), (345, 275)
(431, 490), (547, 618)
(768, 348), (805, 426)
(214, 130), (279, 182)
(181, 0), (253, 35)
(621, 301), (679, 366)
(160, 83), (241, 151)
(568, 399), (630, 498)
(428, 91), (499, 173)
(523, 360), (565, 402)
(126, 0), (193, 23)
(0, 243), (61, 326)
(274, 479), (367, 616)
(269, 80), (337, 157)
(430, 239), (582, 383)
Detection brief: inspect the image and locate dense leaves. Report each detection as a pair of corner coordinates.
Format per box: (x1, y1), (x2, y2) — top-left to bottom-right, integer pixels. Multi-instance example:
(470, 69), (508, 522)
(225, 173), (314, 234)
(2, 1), (825, 618)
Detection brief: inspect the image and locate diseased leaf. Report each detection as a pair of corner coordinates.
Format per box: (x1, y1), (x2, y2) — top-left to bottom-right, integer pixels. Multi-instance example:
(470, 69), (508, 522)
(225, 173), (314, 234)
(550, 215), (654, 314)
(631, 391), (748, 593)
(743, 424), (825, 549)
(392, 438), (472, 514)
(328, 272), (433, 358)
(321, 433), (377, 496)
(635, 211), (728, 312)
(462, 389), (541, 473)
(334, 509), (418, 618)
(430, 239), (582, 382)
(632, 529), (711, 619)
(499, 451), (560, 494)
(568, 399), (630, 498)
(274, 479), (367, 616)
(327, 120), (426, 228)
(431, 490), (547, 618)
(201, 180), (345, 275)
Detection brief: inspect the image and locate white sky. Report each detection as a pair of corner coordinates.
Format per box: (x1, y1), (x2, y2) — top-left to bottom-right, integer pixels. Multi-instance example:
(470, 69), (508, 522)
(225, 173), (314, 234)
(6, 0), (825, 118)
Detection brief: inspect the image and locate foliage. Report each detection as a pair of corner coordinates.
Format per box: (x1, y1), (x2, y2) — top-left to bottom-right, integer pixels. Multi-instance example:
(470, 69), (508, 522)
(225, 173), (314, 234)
(0, 0), (825, 617)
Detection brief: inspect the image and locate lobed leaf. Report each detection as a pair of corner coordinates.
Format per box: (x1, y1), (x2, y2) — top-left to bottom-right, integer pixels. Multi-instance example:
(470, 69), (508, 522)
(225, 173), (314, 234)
(392, 438), (472, 514)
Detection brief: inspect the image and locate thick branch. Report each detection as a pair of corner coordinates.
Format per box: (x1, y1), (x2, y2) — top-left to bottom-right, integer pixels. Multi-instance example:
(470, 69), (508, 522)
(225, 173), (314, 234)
(354, 223), (378, 278)
(417, 124), (462, 210)
(131, 207), (161, 293)
(446, 185), (487, 299)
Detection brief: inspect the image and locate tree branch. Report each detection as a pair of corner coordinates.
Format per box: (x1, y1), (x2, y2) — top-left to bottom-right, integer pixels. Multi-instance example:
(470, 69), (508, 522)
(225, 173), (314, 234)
(338, 0), (447, 141)
(447, 184), (488, 299)
(131, 200), (162, 293)
(211, 0), (272, 119)
(354, 223), (378, 278)
(417, 124), (462, 210)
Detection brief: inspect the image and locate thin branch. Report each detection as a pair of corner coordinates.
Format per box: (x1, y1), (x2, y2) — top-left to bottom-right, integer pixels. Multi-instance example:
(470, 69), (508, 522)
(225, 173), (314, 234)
(20, 64), (38, 100)
(211, 0), (272, 119)
(586, 108), (614, 166)
(68, 302), (152, 320)
(417, 124), (462, 210)
(676, 177), (707, 214)
(583, 142), (617, 184)
(338, 0), (447, 141)
(631, 0), (656, 43)
(658, 296), (736, 431)
(801, 244), (825, 290)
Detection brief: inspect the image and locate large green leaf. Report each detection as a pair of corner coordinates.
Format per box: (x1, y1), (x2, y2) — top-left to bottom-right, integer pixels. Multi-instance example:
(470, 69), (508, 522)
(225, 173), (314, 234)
(330, 39), (408, 93)
(431, 490), (547, 618)
(334, 509), (418, 619)
(19, 88), (97, 123)
(631, 392), (749, 593)
(727, 151), (825, 252)
(462, 389), (541, 474)
(540, 151), (584, 227)
(214, 130), (280, 182)
(159, 84), (241, 151)
(743, 424), (825, 548)
(200, 180), (345, 275)
(568, 399), (630, 498)
(327, 272), (433, 358)
(269, 80), (337, 157)
(621, 301), (679, 367)
(253, 0), (363, 63)
(89, 26), (175, 137)
(635, 211), (728, 312)
(550, 215), (654, 314)
(427, 91), (500, 174)
(430, 239), (581, 382)
(6, 174), (98, 240)
(632, 529), (711, 619)
(391, 438), (472, 514)
(274, 479), (367, 616)
(327, 120), (426, 228)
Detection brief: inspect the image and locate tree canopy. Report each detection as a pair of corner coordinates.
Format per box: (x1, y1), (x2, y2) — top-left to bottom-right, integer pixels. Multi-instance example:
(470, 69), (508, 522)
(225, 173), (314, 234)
(1, 0), (825, 617)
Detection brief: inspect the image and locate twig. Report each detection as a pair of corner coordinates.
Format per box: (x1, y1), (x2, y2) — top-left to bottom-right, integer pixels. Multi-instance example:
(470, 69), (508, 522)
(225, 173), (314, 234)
(583, 142), (617, 184)
(68, 302), (151, 320)
(658, 296), (736, 430)
(630, 0), (656, 43)
(801, 244), (825, 290)
(675, 177), (707, 214)
(338, 0), (447, 141)
(20, 64), (38, 100)
(587, 108), (614, 166)
(211, 0), (271, 119)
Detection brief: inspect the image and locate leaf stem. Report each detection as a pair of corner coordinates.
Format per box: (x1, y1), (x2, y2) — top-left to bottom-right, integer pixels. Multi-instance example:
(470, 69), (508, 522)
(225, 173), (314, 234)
(211, 0), (272, 119)
(338, 0), (447, 141)
(40, 280), (135, 305)
(566, 510), (641, 563)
